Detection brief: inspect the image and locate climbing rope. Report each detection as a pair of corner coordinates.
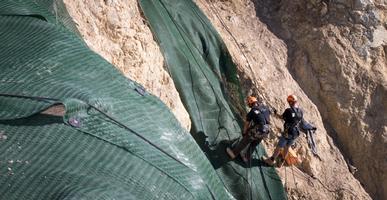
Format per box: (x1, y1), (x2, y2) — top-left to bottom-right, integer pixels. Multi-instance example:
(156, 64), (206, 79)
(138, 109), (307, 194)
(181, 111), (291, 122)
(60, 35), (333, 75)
(283, 161), (298, 194)
(198, 0), (259, 86)
(291, 166), (298, 191)
(249, 146), (253, 200)
(284, 166), (288, 191)
(289, 165), (359, 197)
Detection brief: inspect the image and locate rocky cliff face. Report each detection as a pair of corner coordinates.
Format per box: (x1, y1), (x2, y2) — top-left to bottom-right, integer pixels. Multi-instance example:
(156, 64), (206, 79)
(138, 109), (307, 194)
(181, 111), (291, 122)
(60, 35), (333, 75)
(63, 0), (384, 199)
(252, 0), (386, 199)
(194, 0), (372, 199)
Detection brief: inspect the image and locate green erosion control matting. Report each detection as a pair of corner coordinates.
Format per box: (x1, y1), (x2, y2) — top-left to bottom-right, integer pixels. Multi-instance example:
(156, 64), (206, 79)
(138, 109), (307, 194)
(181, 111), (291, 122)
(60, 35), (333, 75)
(0, 1), (233, 199)
(139, 0), (286, 199)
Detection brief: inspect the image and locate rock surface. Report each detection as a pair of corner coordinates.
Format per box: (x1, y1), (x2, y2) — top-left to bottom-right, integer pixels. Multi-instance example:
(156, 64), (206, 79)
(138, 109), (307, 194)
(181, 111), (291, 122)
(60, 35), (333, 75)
(253, 0), (386, 199)
(63, 0), (384, 199)
(194, 0), (373, 199)
(63, 0), (191, 130)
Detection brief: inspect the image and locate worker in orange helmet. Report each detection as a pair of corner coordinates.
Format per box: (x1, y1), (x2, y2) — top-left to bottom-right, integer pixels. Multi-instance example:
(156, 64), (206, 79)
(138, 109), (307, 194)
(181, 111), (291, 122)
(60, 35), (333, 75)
(264, 94), (304, 166)
(226, 95), (271, 162)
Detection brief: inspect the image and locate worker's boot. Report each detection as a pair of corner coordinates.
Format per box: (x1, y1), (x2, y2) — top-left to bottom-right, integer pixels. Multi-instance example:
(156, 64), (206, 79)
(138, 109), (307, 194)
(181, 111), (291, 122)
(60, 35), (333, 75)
(226, 147), (236, 159)
(276, 158), (285, 168)
(240, 153), (249, 163)
(263, 156), (275, 166)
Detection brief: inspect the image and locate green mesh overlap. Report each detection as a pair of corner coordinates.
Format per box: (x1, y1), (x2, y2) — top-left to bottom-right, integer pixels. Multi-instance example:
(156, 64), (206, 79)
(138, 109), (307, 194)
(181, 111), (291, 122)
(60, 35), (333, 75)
(0, 1), (234, 199)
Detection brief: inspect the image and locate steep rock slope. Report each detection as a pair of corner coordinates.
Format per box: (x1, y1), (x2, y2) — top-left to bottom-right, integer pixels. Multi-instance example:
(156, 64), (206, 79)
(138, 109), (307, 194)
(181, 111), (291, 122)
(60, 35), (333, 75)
(253, 0), (386, 199)
(63, 0), (191, 130)
(63, 0), (376, 199)
(194, 0), (372, 199)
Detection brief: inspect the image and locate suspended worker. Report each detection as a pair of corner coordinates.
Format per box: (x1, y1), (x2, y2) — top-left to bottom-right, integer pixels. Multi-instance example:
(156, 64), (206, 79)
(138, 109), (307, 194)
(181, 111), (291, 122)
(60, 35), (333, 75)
(226, 96), (271, 162)
(264, 94), (304, 167)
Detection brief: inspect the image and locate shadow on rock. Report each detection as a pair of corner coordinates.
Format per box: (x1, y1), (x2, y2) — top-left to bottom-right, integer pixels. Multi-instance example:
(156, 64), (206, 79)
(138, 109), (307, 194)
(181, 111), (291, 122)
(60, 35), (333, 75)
(193, 131), (270, 169)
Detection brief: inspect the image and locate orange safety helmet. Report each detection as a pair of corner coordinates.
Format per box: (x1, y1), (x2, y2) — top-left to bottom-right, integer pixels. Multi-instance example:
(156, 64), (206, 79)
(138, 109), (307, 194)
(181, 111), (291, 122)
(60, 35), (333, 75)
(246, 96), (258, 106)
(287, 94), (297, 103)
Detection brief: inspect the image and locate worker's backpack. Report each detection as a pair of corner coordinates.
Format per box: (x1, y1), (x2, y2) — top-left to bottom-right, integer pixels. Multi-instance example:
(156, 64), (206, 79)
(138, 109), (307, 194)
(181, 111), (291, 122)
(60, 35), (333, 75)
(249, 105), (270, 139)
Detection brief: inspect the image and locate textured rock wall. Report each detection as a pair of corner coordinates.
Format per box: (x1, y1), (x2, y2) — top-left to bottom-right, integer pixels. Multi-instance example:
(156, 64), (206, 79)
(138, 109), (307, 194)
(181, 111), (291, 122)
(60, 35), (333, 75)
(194, 0), (372, 199)
(253, 0), (386, 199)
(63, 0), (191, 130)
(63, 0), (381, 199)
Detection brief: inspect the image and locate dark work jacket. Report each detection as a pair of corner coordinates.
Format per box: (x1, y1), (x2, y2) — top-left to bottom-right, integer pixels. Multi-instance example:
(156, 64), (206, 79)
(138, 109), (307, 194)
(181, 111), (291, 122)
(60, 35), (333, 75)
(247, 104), (271, 133)
(282, 106), (303, 138)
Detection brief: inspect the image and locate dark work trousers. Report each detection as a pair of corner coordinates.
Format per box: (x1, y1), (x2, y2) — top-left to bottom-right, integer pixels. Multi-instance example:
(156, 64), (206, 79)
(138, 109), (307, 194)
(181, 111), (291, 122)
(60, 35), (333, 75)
(231, 134), (262, 160)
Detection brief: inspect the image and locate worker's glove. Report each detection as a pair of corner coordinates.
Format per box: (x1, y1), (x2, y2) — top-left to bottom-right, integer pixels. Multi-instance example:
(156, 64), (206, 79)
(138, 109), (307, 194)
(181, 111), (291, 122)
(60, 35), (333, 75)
(273, 108), (278, 115)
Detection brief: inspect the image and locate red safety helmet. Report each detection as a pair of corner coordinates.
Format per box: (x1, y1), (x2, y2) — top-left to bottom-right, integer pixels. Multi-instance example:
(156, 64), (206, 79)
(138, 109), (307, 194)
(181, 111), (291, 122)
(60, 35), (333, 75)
(287, 94), (297, 104)
(247, 96), (257, 106)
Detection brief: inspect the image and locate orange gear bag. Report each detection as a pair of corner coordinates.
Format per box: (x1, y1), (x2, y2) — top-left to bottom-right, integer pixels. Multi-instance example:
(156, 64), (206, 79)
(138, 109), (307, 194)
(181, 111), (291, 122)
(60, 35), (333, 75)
(280, 147), (300, 166)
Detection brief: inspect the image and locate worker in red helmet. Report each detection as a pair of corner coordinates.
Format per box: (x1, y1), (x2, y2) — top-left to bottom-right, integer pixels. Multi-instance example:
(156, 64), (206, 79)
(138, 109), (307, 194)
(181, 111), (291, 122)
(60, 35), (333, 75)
(264, 94), (304, 166)
(226, 95), (271, 162)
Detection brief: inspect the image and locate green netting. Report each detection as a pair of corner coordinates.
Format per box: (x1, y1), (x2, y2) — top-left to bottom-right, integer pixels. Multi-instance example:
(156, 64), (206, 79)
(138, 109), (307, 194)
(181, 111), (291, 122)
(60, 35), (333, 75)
(138, 0), (286, 199)
(0, 0), (80, 36)
(0, 1), (235, 199)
